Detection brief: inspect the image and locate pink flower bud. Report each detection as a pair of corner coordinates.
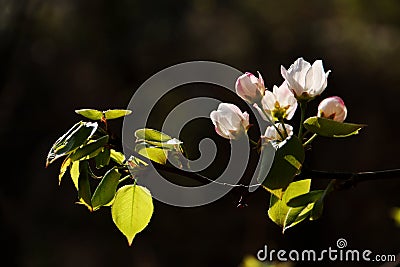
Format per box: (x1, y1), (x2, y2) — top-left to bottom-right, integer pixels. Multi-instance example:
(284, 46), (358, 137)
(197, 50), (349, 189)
(235, 72), (265, 104)
(210, 103), (250, 140)
(317, 96), (347, 122)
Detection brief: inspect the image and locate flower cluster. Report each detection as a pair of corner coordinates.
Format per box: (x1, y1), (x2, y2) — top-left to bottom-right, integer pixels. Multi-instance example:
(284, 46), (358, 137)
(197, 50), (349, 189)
(210, 57), (347, 143)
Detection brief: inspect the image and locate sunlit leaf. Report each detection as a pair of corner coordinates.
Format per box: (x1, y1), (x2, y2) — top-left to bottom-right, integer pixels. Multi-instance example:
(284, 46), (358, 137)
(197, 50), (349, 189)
(111, 185), (153, 245)
(75, 109), (103, 120)
(135, 128), (172, 142)
(286, 190), (325, 207)
(303, 116), (366, 138)
(260, 136), (305, 199)
(70, 161), (79, 190)
(104, 109), (132, 120)
(59, 157), (71, 185)
(77, 161), (92, 211)
(46, 121), (98, 166)
(110, 149), (125, 165)
(95, 148), (111, 169)
(135, 142), (167, 165)
(69, 135), (109, 162)
(310, 198), (324, 220)
(268, 179), (311, 229)
(91, 167), (120, 211)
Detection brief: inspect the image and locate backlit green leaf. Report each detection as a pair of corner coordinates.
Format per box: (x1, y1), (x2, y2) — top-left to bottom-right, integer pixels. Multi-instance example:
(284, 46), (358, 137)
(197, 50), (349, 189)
(104, 109), (132, 120)
(303, 116), (366, 138)
(77, 161), (92, 211)
(75, 109), (103, 120)
(110, 149), (125, 165)
(268, 179), (311, 229)
(69, 135), (109, 162)
(95, 148), (111, 169)
(59, 157), (71, 185)
(135, 128), (172, 142)
(259, 136), (305, 199)
(135, 143), (167, 165)
(46, 121), (98, 166)
(70, 161), (79, 190)
(286, 190), (325, 207)
(111, 185), (153, 245)
(91, 167), (120, 211)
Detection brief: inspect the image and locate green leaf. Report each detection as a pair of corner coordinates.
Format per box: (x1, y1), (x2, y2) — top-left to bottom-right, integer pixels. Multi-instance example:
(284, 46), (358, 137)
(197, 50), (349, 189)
(286, 190), (325, 207)
(303, 116), (366, 138)
(284, 203), (315, 232)
(111, 185), (153, 245)
(135, 143), (167, 165)
(110, 149), (125, 165)
(46, 121), (98, 166)
(135, 128), (172, 142)
(75, 109), (103, 120)
(259, 136), (305, 199)
(310, 199), (324, 220)
(104, 109), (132, 120)
(95, 148), (111, 169)
(59, 157), (71, 185)
(77, 161), (92, 211)
(91, 167), (120, 211)
(69, 135), (109, 162)
(70, 161), (80, 190)
(268, 179), (311, 229)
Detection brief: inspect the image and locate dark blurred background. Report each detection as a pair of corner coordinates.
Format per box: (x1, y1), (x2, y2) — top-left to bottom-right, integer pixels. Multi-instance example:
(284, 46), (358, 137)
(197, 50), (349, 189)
(1, 0), (399, 266)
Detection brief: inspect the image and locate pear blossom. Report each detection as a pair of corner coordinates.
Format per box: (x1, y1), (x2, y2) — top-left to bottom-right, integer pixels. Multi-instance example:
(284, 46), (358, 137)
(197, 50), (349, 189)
(261, 123), (293, 143)
(281, 57), (331, 100)
(210, 103), (250, 140)
(235, 72), (265, 104)
(253, 82), (297, 122)
(318, 96), (347, 122)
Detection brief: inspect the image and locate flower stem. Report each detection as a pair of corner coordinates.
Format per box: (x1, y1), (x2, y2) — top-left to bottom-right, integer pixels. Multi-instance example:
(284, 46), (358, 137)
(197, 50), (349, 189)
(279, 119), (288, 138)
(249, 139), (258, 146)
(298, 101), (307, 141)
(303, 133), (318, 147)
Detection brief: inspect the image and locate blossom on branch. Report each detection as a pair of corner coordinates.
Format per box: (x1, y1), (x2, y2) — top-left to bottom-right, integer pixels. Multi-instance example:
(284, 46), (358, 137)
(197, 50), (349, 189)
(253, 82), (297, 122)
(210, 103), (250, 140)
(281, 57), (330, 101)
(261, 123), (293, 143)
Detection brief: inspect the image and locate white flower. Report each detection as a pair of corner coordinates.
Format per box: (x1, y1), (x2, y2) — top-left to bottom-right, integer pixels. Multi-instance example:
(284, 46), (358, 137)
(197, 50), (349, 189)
(210, 103), (250, 140)
(261, 123), (293, 143)
(254, 82), (297, 122)
(235, 72), (265, 104)
(318, 96), (347, 122)
(281, 57), (331, 100)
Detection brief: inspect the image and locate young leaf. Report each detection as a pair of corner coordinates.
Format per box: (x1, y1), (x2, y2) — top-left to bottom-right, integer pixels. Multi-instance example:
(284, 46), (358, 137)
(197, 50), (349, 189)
(286, 190), (325, 207)
(75, 109), (103, 120)
(259, 136), (305, 199)
(110, 149), (125, 165)
(111, 185), (153, 245)
(95, 148), (111, 169)
(268, 179), (311, 229)
(69, 135), (109, 162)
(91, 167), (120, 211)
(135, 128), (172, 142)
(135, 142), (167, 165)
(46, 121), (98, 166)
(59, 157), (71, 185)
(70, 161), (79, 190)
(77, 161), (92, 211)
(284, 203), (315, 232)
(104, 109), (132, 120)
(303, 116), (366, 138)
